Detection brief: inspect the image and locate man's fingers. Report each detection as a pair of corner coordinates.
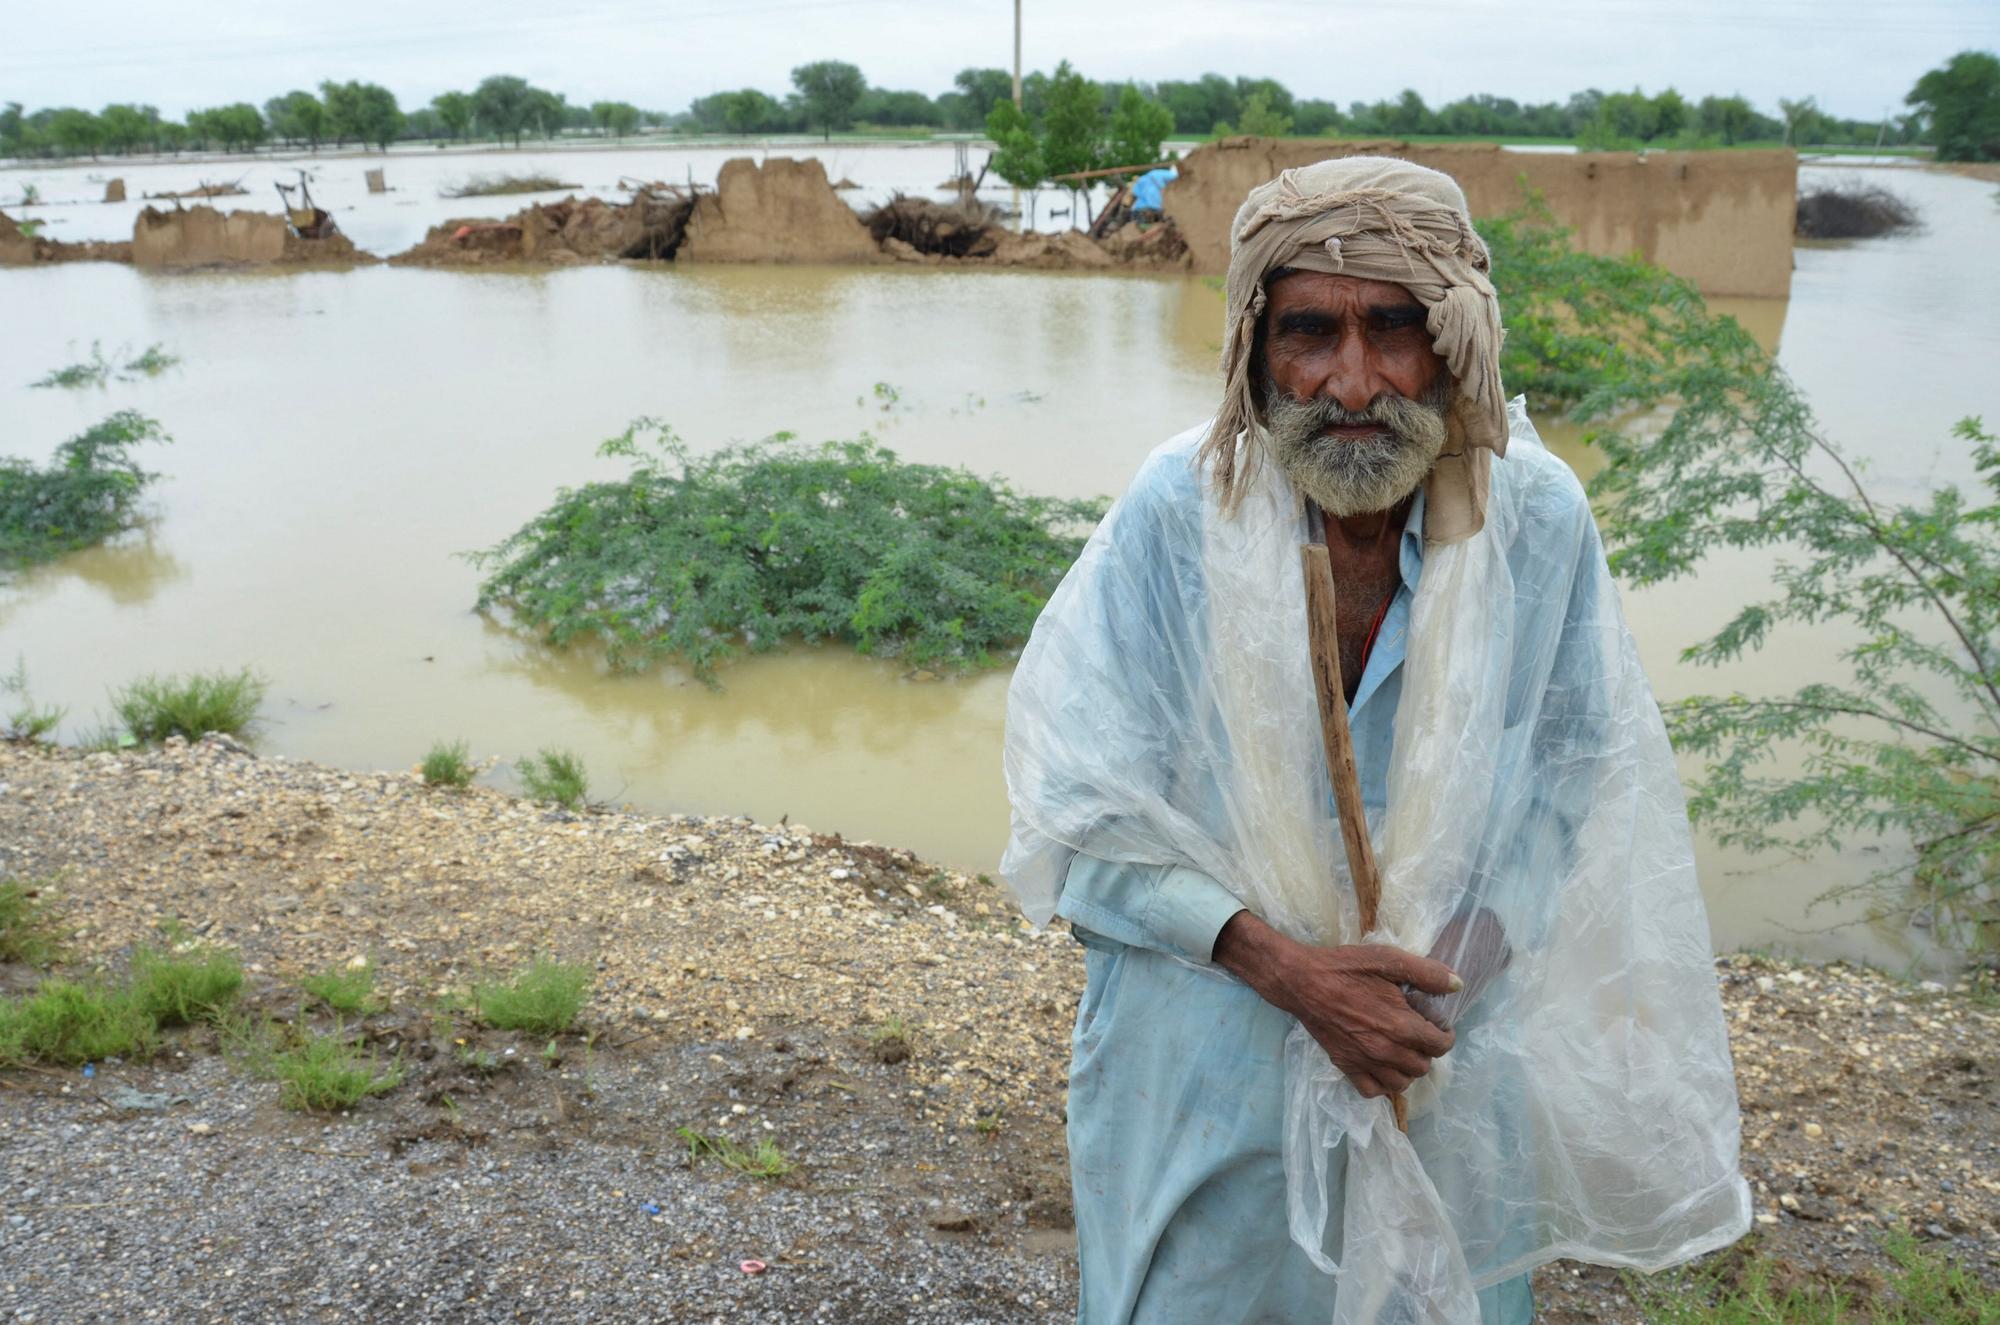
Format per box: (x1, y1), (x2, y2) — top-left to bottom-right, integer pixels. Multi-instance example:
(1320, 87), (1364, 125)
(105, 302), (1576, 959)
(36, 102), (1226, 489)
(1349, 1070), (1386, 1099)
(1376, 948), (1463, 997)
(1395, 1011), (1455, 1059)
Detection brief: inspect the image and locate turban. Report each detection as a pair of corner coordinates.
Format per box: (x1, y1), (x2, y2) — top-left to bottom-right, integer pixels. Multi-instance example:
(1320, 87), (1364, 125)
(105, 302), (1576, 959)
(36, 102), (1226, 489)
(1199, 156), (1508, 543)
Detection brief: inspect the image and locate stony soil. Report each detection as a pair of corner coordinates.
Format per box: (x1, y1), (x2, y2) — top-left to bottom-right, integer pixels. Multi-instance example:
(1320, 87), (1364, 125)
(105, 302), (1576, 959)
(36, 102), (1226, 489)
(1, 735), (1994, 1322)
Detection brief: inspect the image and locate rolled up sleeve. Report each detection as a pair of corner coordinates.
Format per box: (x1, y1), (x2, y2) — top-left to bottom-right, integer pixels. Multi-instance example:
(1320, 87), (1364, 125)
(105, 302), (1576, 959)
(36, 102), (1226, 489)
(1055, 854), (1246, 963)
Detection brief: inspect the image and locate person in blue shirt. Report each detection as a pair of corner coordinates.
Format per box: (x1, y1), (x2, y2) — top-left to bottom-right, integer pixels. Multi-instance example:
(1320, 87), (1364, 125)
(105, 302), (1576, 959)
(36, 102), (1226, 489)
(1001, 157), (1749, 1325)
(1129, 165), (1179, 225)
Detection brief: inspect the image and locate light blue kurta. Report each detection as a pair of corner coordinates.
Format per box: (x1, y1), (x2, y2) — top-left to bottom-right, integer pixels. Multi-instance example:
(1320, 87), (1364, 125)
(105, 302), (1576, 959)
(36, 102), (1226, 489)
(1054, 487), (1536, 1325)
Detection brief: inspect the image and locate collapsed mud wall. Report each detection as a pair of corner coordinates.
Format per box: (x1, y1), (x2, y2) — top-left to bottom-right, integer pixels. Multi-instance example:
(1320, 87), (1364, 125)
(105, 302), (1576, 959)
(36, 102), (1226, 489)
(390, 193), (695, 268)
(1162, 138), (1799, 298)
(0, 211), (133, 266)
(131, 205), (367, 268)
(677, 158), (883, 265)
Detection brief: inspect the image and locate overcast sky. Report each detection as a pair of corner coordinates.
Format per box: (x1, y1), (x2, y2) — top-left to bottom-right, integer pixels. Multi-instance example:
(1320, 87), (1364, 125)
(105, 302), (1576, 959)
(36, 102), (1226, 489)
(4, 0), (1994, 122)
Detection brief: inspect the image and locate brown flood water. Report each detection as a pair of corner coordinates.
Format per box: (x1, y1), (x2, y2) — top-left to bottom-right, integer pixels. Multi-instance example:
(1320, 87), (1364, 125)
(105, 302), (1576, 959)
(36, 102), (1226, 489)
(5, 164), (1996, 971)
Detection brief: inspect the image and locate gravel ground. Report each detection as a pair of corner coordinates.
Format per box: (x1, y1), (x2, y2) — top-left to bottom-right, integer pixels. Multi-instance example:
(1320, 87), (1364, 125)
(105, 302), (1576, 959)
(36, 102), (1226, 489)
(1, 735), (1995, 1322)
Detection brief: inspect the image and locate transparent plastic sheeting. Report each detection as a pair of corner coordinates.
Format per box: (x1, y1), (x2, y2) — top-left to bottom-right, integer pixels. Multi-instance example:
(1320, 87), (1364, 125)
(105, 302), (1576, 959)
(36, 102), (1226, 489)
(1003, 402), (1750, 1323)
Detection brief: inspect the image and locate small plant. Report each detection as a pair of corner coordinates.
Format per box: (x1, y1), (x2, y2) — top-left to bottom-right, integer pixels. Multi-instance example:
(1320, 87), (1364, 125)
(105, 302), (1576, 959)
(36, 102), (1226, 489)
(469, 423), (1106, 683)
(110, 667), (266, 743)
(0, 412), (169, 572)
(121, 344), (180, 377)
(0, 879), (63, 967)
(922, 870), (952, 901)
(0, 981), (155, 1066)
(130, 939), (243, 1026)
(972, 1110), (1003, 1135)
(865, 1013), (913, 1064)
(472, 957), (590, 1036)
(515, 747), (589, 810)
(457, 1044), (500, 1074)
(675, 1126), (793, 1179)
(30, 343), (112, 390)
(421, 739), (475, 788)
(1, 659), (63, 744)
(271, 1025), (403, 1112)
(300, 961), (383, 1016)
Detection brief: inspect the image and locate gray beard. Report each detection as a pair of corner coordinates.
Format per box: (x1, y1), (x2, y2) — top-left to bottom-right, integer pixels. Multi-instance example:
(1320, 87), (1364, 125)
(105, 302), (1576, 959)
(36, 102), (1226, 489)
(1262, 378), (1452, 517)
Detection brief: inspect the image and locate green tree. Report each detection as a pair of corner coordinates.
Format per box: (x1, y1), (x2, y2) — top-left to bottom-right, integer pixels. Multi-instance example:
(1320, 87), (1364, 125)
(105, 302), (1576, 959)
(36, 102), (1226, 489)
(320, 81), (400, 152)
(951, 67), (1015, 128)
(1156, 74), (1239, 135)
(522, 87), (567, 141)
(97, 103), (153, 154)
(432, 91), (473, 142)
(1104, 85), (1173, 167)
(790, 60), (866, 140)
(402, 107), (443, 142)
(590, 100), (641, 138)
(264, 90), (326, 150)
(47, 108), (103, 159)
(473, 75), (533, 146)
(1651, 88), (1689, 140)
(1695, 94), (1757, 145)
(1907, 49), (2000, 162)
(1040, 59), (1105, 213)
(1218, 89), (1293, 138)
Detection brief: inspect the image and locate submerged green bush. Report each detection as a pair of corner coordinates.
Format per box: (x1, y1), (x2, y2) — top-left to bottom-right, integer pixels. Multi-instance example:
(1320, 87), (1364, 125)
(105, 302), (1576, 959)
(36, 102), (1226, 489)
(469, 423), (1106, 680)
(111, 668), (266, 743)
(0, 412), (169, 572)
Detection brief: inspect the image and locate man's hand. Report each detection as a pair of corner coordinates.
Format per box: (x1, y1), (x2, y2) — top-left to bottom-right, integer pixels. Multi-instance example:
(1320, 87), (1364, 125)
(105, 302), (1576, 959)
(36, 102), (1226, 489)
(1406, 905), (1512, 1032)
(1213, 910), (1460, 1099)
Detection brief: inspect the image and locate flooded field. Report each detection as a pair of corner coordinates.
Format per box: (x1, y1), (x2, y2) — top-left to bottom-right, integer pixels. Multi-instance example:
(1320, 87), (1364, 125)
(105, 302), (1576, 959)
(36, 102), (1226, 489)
(4, 162), (1995, 969)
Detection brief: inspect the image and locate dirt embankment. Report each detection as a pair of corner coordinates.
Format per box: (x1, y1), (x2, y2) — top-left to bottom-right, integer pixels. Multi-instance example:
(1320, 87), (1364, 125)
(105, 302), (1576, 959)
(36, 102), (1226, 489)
(0, 734), (1994, 1322)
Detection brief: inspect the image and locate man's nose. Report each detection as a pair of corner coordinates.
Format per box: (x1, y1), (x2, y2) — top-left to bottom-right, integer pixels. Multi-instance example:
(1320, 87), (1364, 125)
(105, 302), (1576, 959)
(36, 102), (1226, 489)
(1320, 327), (1387, 412)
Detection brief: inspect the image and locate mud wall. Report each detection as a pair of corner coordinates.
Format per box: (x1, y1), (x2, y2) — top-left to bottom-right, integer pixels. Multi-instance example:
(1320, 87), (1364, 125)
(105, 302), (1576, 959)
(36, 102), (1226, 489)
(1162, 139), (1798, 298)
(677, 158), (883, 265)
(132, 205), (288, 267)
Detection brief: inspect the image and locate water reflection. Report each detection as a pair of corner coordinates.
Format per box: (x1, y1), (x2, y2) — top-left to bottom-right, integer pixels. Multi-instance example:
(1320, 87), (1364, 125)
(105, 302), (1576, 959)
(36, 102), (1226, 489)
(0, 531), (187, 628)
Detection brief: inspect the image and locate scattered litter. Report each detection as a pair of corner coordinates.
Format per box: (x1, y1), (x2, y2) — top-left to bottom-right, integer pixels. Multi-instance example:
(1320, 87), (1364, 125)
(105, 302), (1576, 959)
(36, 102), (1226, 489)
(739, 1259), (767, 1275)
(641, 1201), (661, 1215)
(104, 1085), (192, 1112)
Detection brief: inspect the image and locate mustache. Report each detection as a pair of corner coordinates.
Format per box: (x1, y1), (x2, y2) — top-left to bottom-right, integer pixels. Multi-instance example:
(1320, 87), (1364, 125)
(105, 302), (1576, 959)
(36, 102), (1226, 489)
(1262, 378), (1453, 439)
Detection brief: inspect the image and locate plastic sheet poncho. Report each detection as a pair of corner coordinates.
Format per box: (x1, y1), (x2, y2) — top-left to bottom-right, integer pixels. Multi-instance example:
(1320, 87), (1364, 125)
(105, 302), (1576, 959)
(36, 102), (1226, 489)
(1002, 396), (1751, 1319)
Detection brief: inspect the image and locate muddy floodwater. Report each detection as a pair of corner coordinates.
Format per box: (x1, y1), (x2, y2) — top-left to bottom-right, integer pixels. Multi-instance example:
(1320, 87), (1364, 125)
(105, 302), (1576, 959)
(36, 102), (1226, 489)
(5, 163), (1996, 970)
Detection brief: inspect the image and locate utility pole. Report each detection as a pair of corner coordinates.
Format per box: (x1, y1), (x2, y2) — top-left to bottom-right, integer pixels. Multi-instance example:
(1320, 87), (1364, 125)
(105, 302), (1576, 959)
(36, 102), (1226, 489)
(1013, 0), (1023, 109)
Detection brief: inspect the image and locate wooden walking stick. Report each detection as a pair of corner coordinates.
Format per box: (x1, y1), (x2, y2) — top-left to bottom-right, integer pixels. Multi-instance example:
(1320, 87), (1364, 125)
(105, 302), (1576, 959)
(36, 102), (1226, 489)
(1300, 538), (1411, 1133)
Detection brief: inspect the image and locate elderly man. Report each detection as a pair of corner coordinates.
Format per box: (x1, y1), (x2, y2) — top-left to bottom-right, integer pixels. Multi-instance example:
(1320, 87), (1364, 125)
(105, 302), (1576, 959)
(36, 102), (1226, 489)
(1002, 157), (1749, 1325)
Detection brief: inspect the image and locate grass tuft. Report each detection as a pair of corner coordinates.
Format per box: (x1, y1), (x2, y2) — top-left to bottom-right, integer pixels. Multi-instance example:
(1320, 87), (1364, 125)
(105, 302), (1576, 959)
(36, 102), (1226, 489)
(0, 981), (155, 1066)
(271, 1025), (403, 1112)
(2, 658), (64, 743)
(1631, 1230), (2000, 1324)
(0, 412), (169, 572)
(0, 879), (64, 967)
(421, 739), (476, 788)
(110, 668), (265, 743)
(130, 940), (243, 1026)
(300, 961), (383, 1016)
(675, 1126), (792, 1179)
(472, 958), (590, 1036)
(515, 747), (589, 810)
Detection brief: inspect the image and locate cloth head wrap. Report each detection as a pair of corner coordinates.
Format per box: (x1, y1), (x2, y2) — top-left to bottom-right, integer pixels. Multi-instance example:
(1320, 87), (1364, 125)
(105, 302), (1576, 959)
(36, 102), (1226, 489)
(1200, 155), (1507, 543)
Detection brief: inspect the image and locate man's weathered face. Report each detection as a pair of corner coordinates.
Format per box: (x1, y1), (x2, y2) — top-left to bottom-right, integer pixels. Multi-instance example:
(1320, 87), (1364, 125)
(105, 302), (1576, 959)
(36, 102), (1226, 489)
(1258, 271), (1453, 517)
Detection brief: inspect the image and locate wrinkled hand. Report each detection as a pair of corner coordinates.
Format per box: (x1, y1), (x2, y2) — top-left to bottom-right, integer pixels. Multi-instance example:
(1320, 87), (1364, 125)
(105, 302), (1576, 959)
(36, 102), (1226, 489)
(1405, 906), (1512, 1032)
(1213, 912), (1460, 1099)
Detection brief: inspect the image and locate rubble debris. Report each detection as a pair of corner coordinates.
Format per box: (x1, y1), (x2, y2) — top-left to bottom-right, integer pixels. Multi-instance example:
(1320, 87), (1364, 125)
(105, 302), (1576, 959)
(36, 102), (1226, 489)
(390, 191), (697, 267)
(863, 195), (1003, 259)
(0, 210), (133, 266)
(142, 180), (249, 200)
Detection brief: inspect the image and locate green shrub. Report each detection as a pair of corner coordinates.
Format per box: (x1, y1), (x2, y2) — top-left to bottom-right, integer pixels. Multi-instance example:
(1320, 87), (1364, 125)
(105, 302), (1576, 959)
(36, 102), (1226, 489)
(300, 961), (383, 1015)
(469, 423), (1106, 681)
(122, 344), (180, 377)
(0, 981), (155, 1065)
(0, 879), (63, 967)
(421, 739), (475, 788)
(111, 668), (265, 743)
(1632, 1230), (2000, 1323)
(472, 958), (590, 1035)
(130, 941), (243, 1026)
(30, 344), (111, 390)
(271, 1026), (403, 1111)
(0, 412), (169, 572)
(515, 747), (588, 809)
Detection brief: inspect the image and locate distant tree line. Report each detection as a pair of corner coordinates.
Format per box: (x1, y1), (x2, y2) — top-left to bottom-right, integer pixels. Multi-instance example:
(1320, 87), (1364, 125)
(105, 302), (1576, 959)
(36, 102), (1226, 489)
(3, 48), (1992, 163)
